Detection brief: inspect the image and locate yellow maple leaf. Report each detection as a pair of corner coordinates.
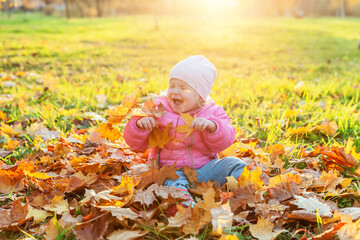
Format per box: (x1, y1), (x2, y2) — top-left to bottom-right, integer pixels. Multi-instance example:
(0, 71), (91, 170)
(112, 175), (135, 207)
(96, 123), (122, 142)
(0, 122), (22, 136)
(24, 170), (54, 179)
(70, 156), (87, 167)
(175, 113), (197, 140)
(148, 123), (172, 148)
(286, 126), (311, 136)
(238, 166), (264, 191)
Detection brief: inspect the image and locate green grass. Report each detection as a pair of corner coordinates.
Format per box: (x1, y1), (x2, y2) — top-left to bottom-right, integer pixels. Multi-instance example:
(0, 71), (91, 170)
(0, 12), (360, 149)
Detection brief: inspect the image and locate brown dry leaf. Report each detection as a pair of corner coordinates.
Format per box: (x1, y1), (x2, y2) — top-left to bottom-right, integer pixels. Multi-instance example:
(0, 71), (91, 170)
(314, 119), (338, 137)
(249, 218), (282, 240)
(190, 181), (214, 195)
(75, 206), (112, 240)
(310, 171), (351, 193)
(175, 113), (195, 139)
(269, 172), (301, 188)
(134, 188), (157, 207)
(137, 165), (179, 189)
(99, 206), (139, 220)
(43, 195), (69, 215)
(184, 165), (198, 183)
(107, 229), (147, 240)
(168, 204), (211, 235)
(311, 221), (345, 240)
(148, 123), (172, 148)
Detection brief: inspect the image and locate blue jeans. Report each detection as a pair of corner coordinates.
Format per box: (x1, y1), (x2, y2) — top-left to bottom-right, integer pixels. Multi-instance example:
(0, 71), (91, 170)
(164, 156), (246, 188)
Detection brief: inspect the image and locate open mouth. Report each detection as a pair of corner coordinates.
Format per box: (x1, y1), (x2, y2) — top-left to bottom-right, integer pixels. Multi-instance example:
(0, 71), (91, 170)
(172, 98), (183, 105)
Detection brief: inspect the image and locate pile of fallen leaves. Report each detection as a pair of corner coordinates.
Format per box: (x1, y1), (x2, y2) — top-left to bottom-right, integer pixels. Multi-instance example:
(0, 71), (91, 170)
(0, 92), (360, 240)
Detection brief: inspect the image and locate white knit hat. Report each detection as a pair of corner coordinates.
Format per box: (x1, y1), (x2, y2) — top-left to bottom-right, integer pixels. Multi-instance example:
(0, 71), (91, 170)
(169, 55), (217, 100)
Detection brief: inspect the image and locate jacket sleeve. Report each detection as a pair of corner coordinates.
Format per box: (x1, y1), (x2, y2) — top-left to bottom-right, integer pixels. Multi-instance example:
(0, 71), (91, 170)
(201, 105), (236, 153)
(124, 116), (151, 152)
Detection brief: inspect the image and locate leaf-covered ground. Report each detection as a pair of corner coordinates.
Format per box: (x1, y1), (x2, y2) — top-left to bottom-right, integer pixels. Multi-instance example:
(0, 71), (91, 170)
(0, 13), (360, 239)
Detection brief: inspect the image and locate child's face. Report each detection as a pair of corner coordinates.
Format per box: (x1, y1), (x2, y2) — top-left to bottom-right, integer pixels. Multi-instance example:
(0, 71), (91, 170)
(167, 79), (201, 113)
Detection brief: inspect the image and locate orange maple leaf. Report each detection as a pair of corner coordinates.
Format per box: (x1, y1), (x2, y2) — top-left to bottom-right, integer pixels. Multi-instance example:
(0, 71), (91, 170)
(96, 123), (121, 143)
(148, 123), (172, 148)
(108, 95), (139, 125)
(314, 119), (338, 137)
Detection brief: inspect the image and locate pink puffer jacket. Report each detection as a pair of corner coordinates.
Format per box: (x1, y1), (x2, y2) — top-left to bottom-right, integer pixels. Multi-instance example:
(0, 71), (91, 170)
(124, 96), (236, 169)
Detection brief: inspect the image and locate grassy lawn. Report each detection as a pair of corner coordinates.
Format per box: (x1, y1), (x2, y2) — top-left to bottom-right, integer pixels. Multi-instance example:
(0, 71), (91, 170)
(1, 13), (359, 147)
(0, 12), (360, 239)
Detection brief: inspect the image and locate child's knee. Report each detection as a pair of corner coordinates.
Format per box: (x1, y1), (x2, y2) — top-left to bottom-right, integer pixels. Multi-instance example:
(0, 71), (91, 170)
(223, 156), (247, 168)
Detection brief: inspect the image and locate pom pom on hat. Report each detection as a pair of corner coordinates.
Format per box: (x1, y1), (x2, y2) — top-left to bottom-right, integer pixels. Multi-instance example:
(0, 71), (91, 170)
(169, 55), (217, 100)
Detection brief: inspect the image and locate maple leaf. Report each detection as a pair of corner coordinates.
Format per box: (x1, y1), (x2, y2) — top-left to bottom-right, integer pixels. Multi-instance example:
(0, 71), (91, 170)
(26, 206), (53, 223)
(108, 95), (139, 125)
(309, 171), (352, 193)
(107, 229), (147, 240)
(136, 165), (179, 189)
(0, 122), (22, 136)
(337, 217), (360, 240)
(134, 188), (157, 207)
(196, 186), (221, 210)
(148, 123), (172, 148)
(269, 172), (301, 188)
(267, 143), (285, 160)
(310, 221), (345, 240)
(249, 218), (282, 240)
(314, 119), (338, 137)
(286, 126), (311, 136)
(291, 195), (332, 217)
(225, 176), (239, 191)
(138, 100), (166, 117)
(74, 206), (112, 240)
(43, 195), (69, 214)
(237, 166), (264, 191)
(4, 138), (20, 151)
(175, 113), (195, 139)
(184, 165), (198, 183)
(0, 110), (7, 121)
(24, 170), (54, 179)
(99, 206), (139, 220)
(95, 123), (121, 143)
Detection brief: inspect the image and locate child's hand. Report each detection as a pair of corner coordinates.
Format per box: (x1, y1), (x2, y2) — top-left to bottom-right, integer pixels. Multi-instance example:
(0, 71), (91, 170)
(136, 117), (156, 130)
(190, 117), (217, 133)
